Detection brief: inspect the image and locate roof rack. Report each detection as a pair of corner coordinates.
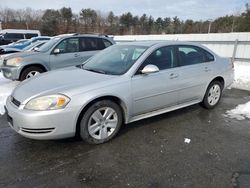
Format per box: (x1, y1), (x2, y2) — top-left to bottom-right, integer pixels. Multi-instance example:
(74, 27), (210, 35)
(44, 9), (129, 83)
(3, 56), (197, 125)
(54, 33), (111, 39)
(56, 33), (77, 37)
(73, 33), (110, 37)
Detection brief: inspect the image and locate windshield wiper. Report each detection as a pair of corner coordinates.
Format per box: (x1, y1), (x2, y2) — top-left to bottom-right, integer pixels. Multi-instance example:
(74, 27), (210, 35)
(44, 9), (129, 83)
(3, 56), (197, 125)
(83, 67), (107, 74)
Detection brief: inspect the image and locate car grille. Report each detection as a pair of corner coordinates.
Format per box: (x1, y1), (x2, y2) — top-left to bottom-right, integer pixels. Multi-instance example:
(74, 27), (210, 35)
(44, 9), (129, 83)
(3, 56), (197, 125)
(11, 97), (21, 107)
(20, 127), (55, 134)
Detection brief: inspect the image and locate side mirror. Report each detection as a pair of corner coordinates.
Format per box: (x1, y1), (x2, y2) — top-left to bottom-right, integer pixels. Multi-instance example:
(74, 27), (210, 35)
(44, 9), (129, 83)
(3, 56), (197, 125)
(33, 47), (39, 51)
(53, 48), (60, 54)
(141, 64), (159, 74)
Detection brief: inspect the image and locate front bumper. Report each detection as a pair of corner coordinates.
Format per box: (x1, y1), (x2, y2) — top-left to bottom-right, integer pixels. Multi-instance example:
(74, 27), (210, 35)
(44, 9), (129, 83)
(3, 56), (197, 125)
(5, 96), (78, 140)
(0, 59), (3, 71)
(1, 66), (20, 80)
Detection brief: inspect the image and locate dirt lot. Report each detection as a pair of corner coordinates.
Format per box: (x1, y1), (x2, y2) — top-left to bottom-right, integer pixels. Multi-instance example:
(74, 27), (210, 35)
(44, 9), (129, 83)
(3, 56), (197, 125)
(0, 89), (250, 188)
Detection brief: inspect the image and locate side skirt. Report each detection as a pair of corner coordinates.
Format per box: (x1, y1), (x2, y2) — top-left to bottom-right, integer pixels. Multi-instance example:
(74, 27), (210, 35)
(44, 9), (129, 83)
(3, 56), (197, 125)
(129, 99), (201, 123)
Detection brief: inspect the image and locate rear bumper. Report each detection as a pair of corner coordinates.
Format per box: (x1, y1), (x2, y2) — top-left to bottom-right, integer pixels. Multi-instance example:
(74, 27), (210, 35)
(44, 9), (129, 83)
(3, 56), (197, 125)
(224, 68), (235, 89)
(5, 96), (78, 140)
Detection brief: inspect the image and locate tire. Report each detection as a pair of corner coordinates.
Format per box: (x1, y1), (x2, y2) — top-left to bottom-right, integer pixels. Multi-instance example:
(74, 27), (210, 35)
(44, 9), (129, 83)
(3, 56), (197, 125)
(20, 66), (44, 81)
(80, 100), (123, 144)
(202, 81), (223, 109)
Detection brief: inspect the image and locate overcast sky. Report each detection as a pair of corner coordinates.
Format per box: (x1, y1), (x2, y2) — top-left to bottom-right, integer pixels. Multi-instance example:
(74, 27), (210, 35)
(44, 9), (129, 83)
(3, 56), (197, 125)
(0, 0), (248, 20)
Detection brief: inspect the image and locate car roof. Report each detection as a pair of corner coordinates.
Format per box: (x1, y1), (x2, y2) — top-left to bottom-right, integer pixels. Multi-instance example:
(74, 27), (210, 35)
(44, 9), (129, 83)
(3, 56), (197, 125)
(54, 33), (113, 40)
(31, 36), (51, 40)
(116, 40), (204, 47)
(0, 29), (41, 34)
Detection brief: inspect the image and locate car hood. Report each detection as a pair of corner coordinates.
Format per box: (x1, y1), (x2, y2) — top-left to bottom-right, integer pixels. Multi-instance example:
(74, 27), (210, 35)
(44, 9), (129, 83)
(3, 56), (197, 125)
(4, 51), (41, 60)
(12, 66), (117, 103)
(3, 47), (22, 52)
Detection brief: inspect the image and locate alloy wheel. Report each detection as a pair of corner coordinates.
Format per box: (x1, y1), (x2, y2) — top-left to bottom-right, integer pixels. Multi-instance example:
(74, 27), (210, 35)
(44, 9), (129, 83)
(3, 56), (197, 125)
(88, 107), (118, 140)
(207, 84), (221, 106)
(26, 71), (40, 79)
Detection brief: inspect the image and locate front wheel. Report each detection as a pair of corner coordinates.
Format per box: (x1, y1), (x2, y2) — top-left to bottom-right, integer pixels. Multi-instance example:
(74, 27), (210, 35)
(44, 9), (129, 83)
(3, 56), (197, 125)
(202, 81), (223, 109)
(20, 66), (44, 81)
(79, 100), (123, 144)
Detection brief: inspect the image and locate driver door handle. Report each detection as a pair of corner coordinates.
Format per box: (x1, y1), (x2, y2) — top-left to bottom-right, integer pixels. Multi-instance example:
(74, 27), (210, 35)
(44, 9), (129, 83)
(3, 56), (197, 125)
(204, 67), (211, 72)
(169, 73), (179, 79)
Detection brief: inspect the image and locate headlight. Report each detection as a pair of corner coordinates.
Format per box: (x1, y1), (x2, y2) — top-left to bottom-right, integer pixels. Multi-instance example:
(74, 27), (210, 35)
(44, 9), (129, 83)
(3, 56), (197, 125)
(25, 94), (70, 111)
(6, 57), (23, 66)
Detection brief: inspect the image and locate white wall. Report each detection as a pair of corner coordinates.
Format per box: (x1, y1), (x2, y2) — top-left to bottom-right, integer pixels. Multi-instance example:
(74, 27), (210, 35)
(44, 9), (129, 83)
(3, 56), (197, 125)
(114, 32), (250, 61)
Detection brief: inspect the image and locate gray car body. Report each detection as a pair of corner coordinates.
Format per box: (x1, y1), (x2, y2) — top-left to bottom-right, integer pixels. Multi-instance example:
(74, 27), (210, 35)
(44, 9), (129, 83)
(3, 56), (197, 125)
(0, 34), (115, 80)
(0, 41), (47, 69)
(6, 41), (234, 140)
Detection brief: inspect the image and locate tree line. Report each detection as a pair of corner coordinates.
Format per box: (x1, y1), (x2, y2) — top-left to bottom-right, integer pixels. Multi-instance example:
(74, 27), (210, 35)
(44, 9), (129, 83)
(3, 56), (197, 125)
(0, 4), (250, 36)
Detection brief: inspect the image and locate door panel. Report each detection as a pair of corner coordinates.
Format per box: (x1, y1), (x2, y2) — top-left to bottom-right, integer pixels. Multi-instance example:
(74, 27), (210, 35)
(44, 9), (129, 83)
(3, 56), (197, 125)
(80, 50), (98, 63)
(50, 52), (82, 69)
(50, 37), (82, 69)
(178, 63), (213, 104)
(177, 45), (214, 103)
(131, 46), (180, 116)
(132, 68), (180, 116)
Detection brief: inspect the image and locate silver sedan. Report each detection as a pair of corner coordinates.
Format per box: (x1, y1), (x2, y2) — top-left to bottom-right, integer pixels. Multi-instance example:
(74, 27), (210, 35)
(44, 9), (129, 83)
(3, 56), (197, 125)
(5, 41), (234, 144)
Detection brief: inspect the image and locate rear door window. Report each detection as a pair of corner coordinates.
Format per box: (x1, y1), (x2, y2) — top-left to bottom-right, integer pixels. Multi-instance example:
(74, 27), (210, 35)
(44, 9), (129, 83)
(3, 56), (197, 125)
(177, 45), (207, 66)
(97, 38), (113, 50)
(203, 50), (215, 62)
(97, 38), (105, 50)
(80, 37), (99, 51)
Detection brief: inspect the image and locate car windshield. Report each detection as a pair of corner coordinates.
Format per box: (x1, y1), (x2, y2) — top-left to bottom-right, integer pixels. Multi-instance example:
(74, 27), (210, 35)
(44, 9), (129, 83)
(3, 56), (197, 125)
(37, 37), (60, 52)
(83, 45), (148, 75)
(22, 41), (45, 51)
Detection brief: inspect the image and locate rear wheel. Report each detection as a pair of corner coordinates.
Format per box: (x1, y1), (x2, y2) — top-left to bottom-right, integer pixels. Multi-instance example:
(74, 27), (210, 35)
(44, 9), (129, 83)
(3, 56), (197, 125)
(202, 81), (223, 109)
(79, 100), (123, 144)
(20, 66), (44, 81)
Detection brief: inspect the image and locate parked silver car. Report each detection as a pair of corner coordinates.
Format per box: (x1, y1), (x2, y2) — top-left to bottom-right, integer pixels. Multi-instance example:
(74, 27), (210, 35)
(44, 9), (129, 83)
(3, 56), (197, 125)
(5, 41), (234, 144)
(0, 34), (114, 81)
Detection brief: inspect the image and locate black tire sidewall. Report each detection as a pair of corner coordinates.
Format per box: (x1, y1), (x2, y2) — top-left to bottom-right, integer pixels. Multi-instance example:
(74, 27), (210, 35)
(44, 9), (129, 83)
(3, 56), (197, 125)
(80, 100), (123, 144)
(20, 66), (44, 81)
(202, 81), (223, 109)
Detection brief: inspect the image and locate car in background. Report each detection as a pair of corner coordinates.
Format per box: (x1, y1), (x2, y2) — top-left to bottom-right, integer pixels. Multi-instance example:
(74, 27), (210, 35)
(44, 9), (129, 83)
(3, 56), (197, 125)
(3, 36), (51, 50)
(0, 34), (115, 81)
(0, 47), (20, 55)
(0, 40), (47, 55)
(5, 41), (234, 143)
(7, 39), (30, 46)
(0, 29), (41, 45)
(21, 41), (48, 52)
(0, 41), (47, 69)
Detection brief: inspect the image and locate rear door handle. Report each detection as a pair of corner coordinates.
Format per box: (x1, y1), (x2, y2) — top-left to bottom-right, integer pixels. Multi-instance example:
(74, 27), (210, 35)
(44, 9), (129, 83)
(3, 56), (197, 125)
(204, 67), (211, 72)
(169, 73), (179, 79)
(74, 53), (80, 57)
